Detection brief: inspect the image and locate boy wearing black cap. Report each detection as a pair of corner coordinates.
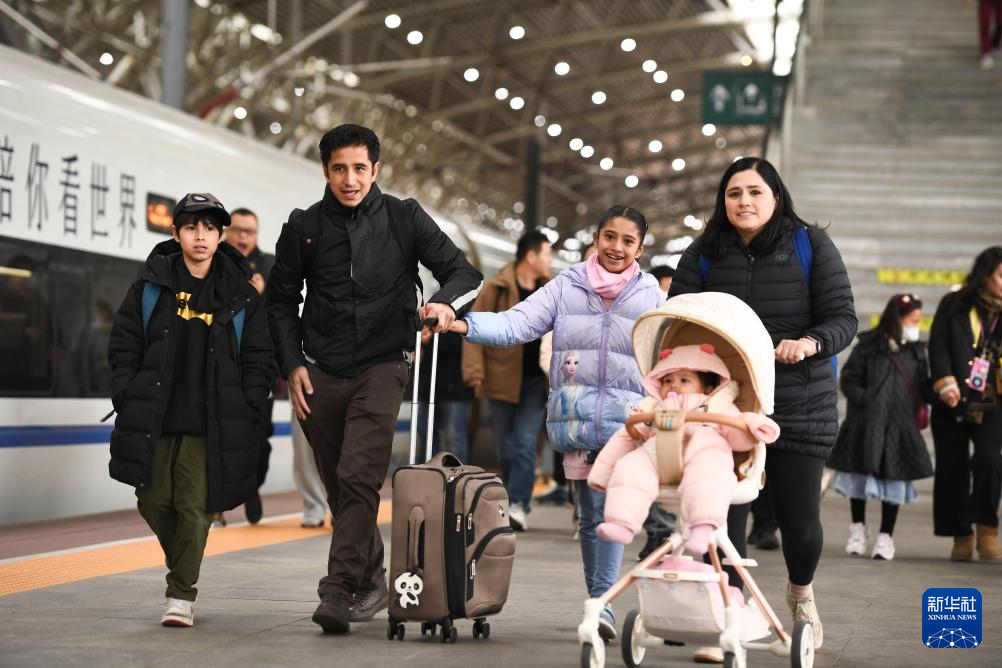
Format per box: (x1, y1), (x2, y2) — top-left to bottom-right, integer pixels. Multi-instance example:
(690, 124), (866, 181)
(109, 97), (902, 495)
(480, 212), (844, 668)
(107, 193), (275, 627)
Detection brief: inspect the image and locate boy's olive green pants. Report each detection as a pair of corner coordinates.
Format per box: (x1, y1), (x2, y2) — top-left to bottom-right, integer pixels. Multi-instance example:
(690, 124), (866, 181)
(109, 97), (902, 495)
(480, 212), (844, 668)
(136, 434), (212, 602)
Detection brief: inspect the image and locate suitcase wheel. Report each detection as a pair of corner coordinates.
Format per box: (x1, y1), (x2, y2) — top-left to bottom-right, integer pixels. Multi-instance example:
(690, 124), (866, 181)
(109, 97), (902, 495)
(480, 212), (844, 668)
(439, 623), (457, 643)
(421, 621), (436, 636)
(473, 618), (491, 640)
(386, 620), (405, 641)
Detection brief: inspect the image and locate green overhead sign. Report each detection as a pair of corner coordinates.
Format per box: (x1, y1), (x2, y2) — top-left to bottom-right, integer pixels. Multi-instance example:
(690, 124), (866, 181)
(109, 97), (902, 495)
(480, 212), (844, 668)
(702, 71), (786, 125)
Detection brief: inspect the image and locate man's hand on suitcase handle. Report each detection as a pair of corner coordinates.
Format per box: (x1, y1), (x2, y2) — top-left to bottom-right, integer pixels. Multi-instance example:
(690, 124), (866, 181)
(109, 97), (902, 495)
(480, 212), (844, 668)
(419, 302), (455, 333)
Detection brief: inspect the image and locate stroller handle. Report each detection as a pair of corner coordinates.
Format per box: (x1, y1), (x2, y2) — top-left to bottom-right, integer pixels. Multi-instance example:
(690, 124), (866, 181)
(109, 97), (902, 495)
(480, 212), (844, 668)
(625, 411), (755, 442)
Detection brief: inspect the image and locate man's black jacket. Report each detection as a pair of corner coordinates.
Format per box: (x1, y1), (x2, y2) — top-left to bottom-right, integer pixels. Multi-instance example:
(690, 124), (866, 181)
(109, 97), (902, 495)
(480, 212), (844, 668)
(266, 184), (483, 378)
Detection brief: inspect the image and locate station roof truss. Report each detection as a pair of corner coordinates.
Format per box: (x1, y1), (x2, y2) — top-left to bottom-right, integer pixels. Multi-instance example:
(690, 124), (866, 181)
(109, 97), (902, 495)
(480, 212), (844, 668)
(11, 0), (784, 256)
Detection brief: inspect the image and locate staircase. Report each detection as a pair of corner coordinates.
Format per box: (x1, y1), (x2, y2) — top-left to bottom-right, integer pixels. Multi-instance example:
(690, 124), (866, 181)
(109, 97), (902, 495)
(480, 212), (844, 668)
(785, 0), (1002, 327)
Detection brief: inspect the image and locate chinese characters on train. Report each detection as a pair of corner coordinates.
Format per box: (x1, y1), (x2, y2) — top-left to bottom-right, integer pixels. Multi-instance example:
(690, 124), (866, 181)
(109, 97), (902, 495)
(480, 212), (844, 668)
(0, 134), (136, 247)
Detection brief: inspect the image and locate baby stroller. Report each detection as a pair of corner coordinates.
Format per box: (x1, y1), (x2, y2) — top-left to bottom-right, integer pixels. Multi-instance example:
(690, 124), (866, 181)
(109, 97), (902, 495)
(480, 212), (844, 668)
(577, 292), (814, 668)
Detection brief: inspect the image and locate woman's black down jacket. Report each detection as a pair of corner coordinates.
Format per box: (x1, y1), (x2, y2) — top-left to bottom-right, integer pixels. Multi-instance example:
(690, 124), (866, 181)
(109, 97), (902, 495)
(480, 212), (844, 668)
(669, 219), (858, 459)
(107, 240), (275, 512)
(827, 335), (934, 480)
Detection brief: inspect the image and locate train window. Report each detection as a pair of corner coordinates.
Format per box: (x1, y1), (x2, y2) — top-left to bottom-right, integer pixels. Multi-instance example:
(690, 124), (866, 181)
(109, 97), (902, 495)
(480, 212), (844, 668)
(0, 239), (54, 394)
(87, 254), (142, 396)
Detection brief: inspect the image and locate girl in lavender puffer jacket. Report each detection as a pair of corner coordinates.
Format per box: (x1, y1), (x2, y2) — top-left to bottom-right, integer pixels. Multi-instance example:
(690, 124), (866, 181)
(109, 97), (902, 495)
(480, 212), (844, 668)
(449, 205), (663, 641)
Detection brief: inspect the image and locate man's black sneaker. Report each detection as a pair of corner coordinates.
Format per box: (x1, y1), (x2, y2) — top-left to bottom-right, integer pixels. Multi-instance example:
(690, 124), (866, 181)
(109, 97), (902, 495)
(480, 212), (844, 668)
(350, 578), (389, 622)
(748, 526), (780, 551)
(244, 493), (263, 525)
(534, 485), (570, 506)
(313, 592), (352, 633)
(637, 531), (670, 561)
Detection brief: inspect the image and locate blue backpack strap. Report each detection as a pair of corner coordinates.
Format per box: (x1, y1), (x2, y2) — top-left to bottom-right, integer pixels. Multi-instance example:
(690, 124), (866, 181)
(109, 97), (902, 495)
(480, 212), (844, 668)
(141, 281), (160, 335)
(697, 254), (711, 284)
(792, 227), (839, 378)
(792, 226), (812, 282)
(232, 309), (245, 352)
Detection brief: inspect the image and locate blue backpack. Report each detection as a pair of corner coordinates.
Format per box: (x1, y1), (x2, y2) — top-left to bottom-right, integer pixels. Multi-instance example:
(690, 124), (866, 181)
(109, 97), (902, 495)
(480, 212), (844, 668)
(141, 281), (245, 351)
(696, 226), (837, 378)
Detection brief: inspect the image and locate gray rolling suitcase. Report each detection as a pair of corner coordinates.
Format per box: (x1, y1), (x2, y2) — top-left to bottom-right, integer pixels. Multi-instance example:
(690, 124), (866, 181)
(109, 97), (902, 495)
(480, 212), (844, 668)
(387, 322), (516, 643)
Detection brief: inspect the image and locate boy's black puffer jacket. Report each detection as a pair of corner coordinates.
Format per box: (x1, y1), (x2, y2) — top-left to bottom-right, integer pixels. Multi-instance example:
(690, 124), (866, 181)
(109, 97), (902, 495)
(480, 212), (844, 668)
(107, 240), (275, 512)
(669, 218), (858, 459)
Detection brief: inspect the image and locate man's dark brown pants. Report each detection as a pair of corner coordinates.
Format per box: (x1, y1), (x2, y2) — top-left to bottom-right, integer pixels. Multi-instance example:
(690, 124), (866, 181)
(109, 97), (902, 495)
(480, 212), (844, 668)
(301, 359), (408, 598)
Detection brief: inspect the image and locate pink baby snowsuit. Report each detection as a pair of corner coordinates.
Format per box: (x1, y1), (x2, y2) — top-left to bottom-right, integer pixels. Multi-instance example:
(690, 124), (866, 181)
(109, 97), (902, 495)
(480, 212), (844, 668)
(588, 344), (780, 549)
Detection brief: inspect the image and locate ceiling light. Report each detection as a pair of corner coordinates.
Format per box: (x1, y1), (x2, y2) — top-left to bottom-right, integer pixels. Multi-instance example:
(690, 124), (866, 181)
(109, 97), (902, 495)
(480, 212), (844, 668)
(670, 88), (685, 102)
(554, 61), (570, 76)
(294, 86), (305, 97)
(269, 122), (282, 134)
(494, 87), (509, 100)
(464, 67), (480, 82)
(715, 137), (728, 149)
(534, 115), (546, 127)
(625, 175), (639, 188)
(384, 14), (401, 29)
(99, 52), (114, 66)
(653, 70), (668, 84)
(343, 72), (360, 88)
(591, 90), (606, 105)
(642, 59), (657, 73)
(648, 139), (663, 152)
(509, 25), (525, 40)
(233, 106), (247, 120)
(546, 123), (562, 137)
(701, 123), (716, 136)
(740, 54), (754, 67)
(569, 137), (584, 151)
(599, 157), (614, 170)
(620, 38), (636, 52)
(580, 145), (595, 158)
(406, 30), (423, 45)
(509, 96), (525, 110)
(672, 158), (686, 171)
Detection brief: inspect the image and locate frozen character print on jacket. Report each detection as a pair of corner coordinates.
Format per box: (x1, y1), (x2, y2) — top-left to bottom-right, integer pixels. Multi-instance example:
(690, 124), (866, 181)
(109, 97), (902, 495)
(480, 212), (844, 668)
(553, 350), (591, 447)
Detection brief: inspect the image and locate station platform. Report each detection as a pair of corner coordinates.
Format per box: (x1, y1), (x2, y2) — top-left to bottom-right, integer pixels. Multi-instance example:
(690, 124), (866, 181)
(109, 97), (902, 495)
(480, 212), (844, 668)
(1, 479), (999, 667)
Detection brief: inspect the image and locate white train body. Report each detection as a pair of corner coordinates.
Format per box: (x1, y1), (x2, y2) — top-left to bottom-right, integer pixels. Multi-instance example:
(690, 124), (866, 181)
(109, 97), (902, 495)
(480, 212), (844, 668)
(0, 45), (517, 524)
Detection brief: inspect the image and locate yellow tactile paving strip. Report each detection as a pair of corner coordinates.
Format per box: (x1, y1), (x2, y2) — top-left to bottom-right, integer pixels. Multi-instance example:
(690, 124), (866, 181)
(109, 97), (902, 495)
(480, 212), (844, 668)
(0, 500), (392, 597)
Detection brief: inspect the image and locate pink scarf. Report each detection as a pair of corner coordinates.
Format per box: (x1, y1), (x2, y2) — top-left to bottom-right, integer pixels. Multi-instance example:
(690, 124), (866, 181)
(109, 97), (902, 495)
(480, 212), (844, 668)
(585, 253), (640, 299)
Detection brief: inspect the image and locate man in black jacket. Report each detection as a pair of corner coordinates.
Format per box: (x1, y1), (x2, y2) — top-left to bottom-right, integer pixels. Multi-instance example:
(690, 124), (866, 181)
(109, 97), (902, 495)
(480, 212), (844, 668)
(266, 124), (483, 634)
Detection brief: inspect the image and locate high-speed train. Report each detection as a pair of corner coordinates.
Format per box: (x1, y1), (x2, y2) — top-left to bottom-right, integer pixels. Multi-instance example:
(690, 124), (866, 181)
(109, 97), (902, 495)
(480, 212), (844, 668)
(0, 45), (524, 524)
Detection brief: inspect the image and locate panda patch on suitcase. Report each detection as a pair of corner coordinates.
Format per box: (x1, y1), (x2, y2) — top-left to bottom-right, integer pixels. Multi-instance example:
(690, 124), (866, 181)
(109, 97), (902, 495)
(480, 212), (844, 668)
(394, 571), (424, 609)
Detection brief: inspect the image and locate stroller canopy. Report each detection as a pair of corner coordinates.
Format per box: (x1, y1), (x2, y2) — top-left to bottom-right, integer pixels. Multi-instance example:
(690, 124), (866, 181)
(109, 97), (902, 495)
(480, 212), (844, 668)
(632, 292), (775, 415)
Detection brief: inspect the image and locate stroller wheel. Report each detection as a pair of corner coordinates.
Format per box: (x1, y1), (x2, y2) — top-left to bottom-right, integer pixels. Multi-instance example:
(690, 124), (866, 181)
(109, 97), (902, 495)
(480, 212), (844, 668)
(723, 652), (735, 668)
(620, 610), (646, 667)
(580, 642), (602, 668)
(790, 621), (815, 668)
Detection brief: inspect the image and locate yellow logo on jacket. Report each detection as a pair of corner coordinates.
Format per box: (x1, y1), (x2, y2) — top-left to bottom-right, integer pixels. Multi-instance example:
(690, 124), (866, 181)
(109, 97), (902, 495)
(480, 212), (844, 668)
(175, 292), (213, 326)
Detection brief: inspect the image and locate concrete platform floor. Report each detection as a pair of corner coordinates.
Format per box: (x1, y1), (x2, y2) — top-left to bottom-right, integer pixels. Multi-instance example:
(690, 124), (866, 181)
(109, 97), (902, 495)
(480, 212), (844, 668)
(1, 478), (999, 667)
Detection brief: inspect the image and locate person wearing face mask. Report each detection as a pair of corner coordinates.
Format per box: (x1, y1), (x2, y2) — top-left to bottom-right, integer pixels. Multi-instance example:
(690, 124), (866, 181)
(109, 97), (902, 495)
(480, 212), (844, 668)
(827, 294), (934, 562)
(928, 246), (1002, 561)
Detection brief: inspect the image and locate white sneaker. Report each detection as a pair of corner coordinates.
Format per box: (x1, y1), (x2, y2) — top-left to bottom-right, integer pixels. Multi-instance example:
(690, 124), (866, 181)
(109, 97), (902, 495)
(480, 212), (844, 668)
(980, 54), (995, 69)
(161, 597), (194, 627)
(508, 505), (528, 531)
(845, 522), (867, 556)
(870, 532), (895, 560)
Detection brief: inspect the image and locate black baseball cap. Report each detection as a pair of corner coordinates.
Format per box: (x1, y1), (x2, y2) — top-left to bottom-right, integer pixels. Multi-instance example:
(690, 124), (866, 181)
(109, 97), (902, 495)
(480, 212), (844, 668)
(172, 192), (231, 227)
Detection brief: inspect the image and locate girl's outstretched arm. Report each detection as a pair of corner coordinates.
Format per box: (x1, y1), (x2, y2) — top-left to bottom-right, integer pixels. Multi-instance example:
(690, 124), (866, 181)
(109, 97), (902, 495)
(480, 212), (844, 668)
(460, 276), (562, 347)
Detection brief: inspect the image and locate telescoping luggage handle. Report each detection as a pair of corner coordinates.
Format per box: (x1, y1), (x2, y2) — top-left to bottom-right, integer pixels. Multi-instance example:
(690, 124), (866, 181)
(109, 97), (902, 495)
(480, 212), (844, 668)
(410, 317), (440, 465)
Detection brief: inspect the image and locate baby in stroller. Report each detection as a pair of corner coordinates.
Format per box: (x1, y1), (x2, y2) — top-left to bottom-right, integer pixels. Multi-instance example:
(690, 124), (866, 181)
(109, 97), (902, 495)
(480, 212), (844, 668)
(576, 293), (816, 668)
(588, 343), (780, 555)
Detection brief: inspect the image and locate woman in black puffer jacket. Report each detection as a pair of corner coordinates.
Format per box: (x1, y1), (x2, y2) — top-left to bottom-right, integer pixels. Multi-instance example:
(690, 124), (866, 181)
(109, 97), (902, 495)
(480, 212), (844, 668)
(670, 157), (857, 652)
(828, 294), (934, 562)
